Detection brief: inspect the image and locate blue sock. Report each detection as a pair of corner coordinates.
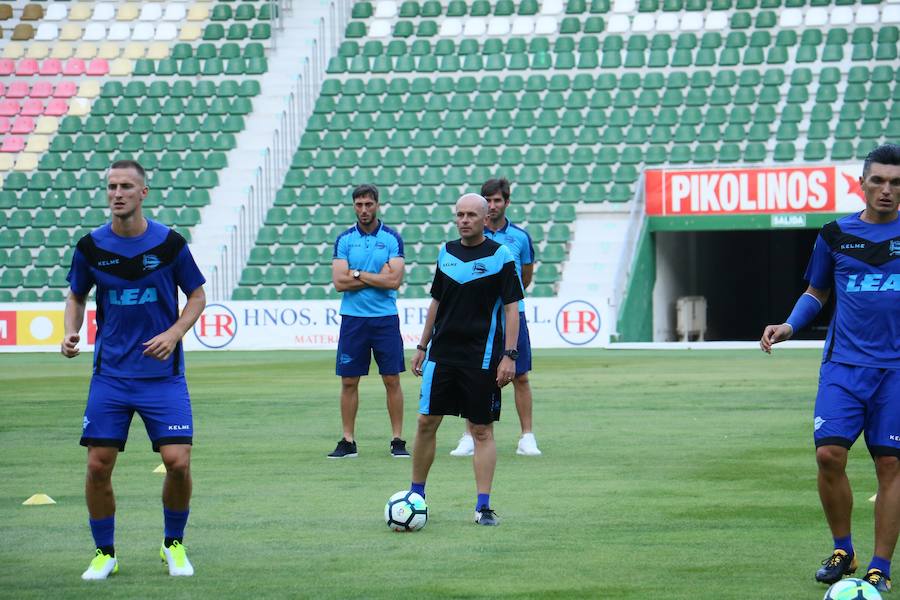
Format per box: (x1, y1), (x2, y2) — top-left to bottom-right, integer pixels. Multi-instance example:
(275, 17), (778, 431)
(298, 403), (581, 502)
(869, 556), (891, 578)
(410, 482), (426, 499)
(89, 516), (115, 551)
(477, 493), (490, 511)
(163, 507), (190, 544)
(833, 534), (854, 556)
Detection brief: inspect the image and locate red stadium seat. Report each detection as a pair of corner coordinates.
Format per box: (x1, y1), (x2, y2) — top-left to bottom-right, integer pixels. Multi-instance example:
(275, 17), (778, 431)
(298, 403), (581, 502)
(15, 59), (39, 76)
(6, 82), (28, 98)
(0, 60), (14, 76)
(62, 58), (85, 76)
(38, 58), (61, 75)
(44, 98), (68, 116)
(86, 58), (109, 75)
(0, 117), (10, 133)
(10, 116), (35, 134)
(0, 100), (19, 116)
(0, 82), (5, 96)
(30, 81), (53, 98)
(0, 136), (26, 152)
(20, 99), (43, 116)
(53, 81), (77, 98)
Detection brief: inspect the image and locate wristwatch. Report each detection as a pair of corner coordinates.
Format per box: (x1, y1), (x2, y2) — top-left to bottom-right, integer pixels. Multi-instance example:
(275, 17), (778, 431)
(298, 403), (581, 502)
(352, 270), (361, 279)
(416, 344), (427, 352)
(503, 349), (519, 360)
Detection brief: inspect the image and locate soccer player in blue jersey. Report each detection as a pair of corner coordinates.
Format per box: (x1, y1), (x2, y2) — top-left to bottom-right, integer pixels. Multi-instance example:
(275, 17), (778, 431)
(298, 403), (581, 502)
(61, 160), (206, 580)
(450, 178), (542, 457)
(330, 184), (408, 458)
(760, 144), (900, 592)
(409, 193), (523, 526)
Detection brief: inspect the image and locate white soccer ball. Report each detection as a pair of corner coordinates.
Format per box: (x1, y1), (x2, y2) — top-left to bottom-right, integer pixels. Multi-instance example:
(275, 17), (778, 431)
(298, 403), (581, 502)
(384, 490), (428, 532)
(823, 578), (882, 600)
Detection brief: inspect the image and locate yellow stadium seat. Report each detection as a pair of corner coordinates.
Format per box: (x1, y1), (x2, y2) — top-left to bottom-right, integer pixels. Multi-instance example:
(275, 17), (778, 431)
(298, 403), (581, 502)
(186, 5), (209, 20)
(98, 42), (120, 59)
(75, 43), (97, 59)
(68, 98), (91, 116)
(2, 41), (24, 59)
(13, 153), (39, 172)
(178, 24), (201, 41)
(122, 43), (144, 59)
(24, 136), (49, 154)
(0, 155), (13, 173)
(76, 80), (100, 98)
(59, 24), (83, 41)
(68, 3), (92, 20)
(145, 42), (168, 59)
(116, 4), (138, 20)
(50, 42), (73, 59)
(25, 42), (49, 59)
(109, 58), (133, 76)
(35, 116), (59, 135)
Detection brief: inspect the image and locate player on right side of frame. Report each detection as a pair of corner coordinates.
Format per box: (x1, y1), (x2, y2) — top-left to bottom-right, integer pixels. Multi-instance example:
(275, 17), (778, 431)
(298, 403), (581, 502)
(760, 143), (900, 593)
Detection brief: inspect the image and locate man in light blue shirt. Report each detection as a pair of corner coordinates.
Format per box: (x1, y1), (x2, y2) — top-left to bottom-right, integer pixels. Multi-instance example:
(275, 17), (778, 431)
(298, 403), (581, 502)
(449, 178), (542, 457)
(330, 184), (408, 459)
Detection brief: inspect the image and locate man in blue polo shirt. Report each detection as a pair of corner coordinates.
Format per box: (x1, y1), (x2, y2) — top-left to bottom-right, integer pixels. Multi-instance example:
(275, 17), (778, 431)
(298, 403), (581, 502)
(330, 184), (408, 458)
(450, 178), (542, 457)
(62, 160), (206, 580)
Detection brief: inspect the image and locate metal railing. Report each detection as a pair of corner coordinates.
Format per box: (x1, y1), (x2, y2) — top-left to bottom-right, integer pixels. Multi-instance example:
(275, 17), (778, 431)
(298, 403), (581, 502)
(610, 172), (647, 316)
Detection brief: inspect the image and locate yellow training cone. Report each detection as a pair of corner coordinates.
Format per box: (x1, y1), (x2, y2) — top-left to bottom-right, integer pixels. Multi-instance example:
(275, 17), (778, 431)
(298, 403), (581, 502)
(23, 494), (56, 505)
(153, 464), (166, 474)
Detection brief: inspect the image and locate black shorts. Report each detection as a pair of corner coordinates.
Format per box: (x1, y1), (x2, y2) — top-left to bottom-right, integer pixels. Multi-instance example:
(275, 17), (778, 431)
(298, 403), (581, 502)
(418, 361), (501, 425)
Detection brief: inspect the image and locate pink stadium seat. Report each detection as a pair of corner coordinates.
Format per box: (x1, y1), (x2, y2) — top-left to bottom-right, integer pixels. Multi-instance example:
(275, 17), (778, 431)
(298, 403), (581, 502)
(0, 60), (14, 76)
(0, 136), (26, 152)
(0, 82), (5, 96)
(0, 117), (10, 133)
(20, 98), (44, 116)
(62, 58), (85, 76)
(15, 59), (39, 76)
(44, 98), (68, 116)
(86, 58), (109, 76)
(6, 81), (28, 98)
(0, 99), (19, 116)
(53, 81), (77, 98)
(39, 58), (62, 75)
(11, 116), (35, 134)
(30, 81), (53, 98)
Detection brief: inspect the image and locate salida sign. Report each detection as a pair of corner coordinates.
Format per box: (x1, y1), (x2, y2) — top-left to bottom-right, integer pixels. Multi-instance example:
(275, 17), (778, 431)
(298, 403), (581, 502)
(645, 165), (866, 216)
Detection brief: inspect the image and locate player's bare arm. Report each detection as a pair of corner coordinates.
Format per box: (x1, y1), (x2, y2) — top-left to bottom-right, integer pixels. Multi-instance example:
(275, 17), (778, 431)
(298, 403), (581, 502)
(61, 290), (88, 358)
(760, 285), (830, 354)
(142, 286), (206, 361)
(412, 299), (439, 376)
(358, 257), (405, 290)
(332, 258), (367, 292)
(521, 263), (533, 290)
(496, 303), (519, 387)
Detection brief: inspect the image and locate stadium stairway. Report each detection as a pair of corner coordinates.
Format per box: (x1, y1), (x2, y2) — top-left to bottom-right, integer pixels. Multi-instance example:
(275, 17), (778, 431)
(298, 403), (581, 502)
(188, 0), (337, 294)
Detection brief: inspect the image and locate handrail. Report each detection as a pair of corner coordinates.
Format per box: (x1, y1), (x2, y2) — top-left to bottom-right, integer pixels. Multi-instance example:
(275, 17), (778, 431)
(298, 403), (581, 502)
(610, 171), (647, 316)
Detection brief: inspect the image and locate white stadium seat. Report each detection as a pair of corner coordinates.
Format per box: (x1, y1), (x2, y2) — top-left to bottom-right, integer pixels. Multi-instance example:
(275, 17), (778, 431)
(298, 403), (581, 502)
(132, 23), (155, 41)
(464, 17), (487, 36)
(779, 8), (802, 27)
(154, 23), (177, 40)
(511, 16), (534, 35)
(606, 14), (630, 32)
(680, 12), (704, 31)
(92, 3), (115, 20)
(438, 18), (463, 36)
(804, 7), (828, 26)
(534, 15), (557, 34)
(655, 12), (679, 31)
(368, 20), (391, 37)
(44, 4), (68, 21)
(34, 23), (60, 41)
(540, 0), (564, 15)
(83, 23), (107, 41)
(855, 6), (879, 23)
(883, 5), (900, 22)
(484, 17), (507, 35)
(373, 1), (397, 18)
(162, 4), (186, 21)
(829, 6), (853, 25)
(613, 0), (635, 12)
(138, 4), (162, 21)
(107, 23), (131, 41)
(704, 12), (728, 30)
(631, 13), (655, 31)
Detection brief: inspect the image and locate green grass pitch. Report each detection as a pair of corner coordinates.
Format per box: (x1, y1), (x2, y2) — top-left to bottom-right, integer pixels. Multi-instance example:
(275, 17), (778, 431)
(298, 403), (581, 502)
(0, 349), (884, 599)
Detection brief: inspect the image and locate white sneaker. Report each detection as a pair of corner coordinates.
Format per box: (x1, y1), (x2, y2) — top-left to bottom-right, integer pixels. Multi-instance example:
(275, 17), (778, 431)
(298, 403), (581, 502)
(81, 549), (118, 580)
(160, 540), (194, 576)
(449, 433), (474, 456)
(516, 433), (542, 456)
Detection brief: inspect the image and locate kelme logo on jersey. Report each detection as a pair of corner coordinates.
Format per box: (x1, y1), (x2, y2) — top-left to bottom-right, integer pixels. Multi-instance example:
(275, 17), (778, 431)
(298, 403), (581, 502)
(83, 416), (90, 430)
(109, 287), (158, 305)
(845, 273), (900, 293)
(143, 254), (161, 271)
(814, 416), (825, 431)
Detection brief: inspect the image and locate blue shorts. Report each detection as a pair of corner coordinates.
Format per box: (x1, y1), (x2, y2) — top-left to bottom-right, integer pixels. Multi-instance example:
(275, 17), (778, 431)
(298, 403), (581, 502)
(814, 361), (900, 457)
(81, 374), (193, 452)
(515, 311), (532, 376)
(336, 314), (405, 377)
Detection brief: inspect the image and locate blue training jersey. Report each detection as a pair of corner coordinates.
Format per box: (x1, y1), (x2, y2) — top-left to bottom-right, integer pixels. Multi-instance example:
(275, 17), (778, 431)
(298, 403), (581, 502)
(67, 219), (206, 378)
(485, 218), (534, 313)
(333, 221), (403, 317)
(804, 212), (900, 368)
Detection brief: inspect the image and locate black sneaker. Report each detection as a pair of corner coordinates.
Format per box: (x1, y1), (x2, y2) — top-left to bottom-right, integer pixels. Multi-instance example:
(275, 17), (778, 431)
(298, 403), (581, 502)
(327, 438), (358, 459)
(390, 438), (410, 458)
(864, 568), (892, 592)
(474, 506), (500, 526)
(815, 549), (857, 584)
